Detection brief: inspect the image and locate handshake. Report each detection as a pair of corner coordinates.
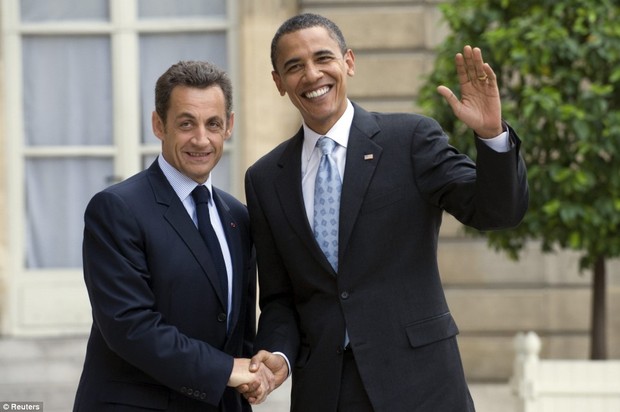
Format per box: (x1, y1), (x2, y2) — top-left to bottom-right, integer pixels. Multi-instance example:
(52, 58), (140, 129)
(227, 350), (289, 405)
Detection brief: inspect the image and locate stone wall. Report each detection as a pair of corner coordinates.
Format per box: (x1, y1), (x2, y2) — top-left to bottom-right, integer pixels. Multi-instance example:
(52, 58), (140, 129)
(239, 0), (620, 381)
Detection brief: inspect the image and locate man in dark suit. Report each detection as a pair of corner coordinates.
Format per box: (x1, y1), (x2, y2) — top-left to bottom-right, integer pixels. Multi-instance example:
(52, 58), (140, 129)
(242, 13), (528, 412)
(73, 61), (273, 411)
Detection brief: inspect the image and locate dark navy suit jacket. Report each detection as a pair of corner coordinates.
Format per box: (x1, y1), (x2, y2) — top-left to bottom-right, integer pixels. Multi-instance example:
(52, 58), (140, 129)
(245, 103), (528, 412)
(74, 160), (256, 412)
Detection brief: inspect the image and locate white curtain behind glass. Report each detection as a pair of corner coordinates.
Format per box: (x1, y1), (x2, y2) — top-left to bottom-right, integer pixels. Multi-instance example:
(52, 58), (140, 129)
(23, 36), (112, 146)
(25, 159), (113, 268)
(20, 0), (108, 22)
(23, 36), (113, 268)
(20, 0), (232, 268)
(137, 0), (225, 18)
(139, 32), (228, 145)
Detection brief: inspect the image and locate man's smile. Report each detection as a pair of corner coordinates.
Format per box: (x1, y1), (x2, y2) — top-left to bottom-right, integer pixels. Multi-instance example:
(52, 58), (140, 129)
(304, 85), (331, 99)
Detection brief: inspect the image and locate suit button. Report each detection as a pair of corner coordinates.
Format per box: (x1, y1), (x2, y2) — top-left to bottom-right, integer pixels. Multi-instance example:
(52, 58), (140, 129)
(340, 291), (349, 300)
(200, 392), (207, 399)
(187, 388), (194, 395)
(180, 387), (187, 394)
(217, 313), (227, 322)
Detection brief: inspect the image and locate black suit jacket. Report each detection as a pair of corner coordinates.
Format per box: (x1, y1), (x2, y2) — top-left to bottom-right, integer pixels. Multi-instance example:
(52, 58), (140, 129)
(244, 103), (528, 412)
(74, 160), (256, 412)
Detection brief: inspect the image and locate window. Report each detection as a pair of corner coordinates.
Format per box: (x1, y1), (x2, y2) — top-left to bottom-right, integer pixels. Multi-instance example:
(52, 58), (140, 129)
(1, 0), (237, 334)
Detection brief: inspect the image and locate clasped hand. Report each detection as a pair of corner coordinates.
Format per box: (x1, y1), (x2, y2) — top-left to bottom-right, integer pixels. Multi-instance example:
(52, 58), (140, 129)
(229, 351), (289, 404)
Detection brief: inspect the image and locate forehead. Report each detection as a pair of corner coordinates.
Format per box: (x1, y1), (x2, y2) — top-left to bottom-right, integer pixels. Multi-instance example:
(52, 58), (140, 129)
(168, 85), (226, 114)
(275, 26), (341, 64)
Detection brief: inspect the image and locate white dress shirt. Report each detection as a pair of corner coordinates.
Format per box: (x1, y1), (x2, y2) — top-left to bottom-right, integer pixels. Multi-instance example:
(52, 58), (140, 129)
(301, 100), (353, 224)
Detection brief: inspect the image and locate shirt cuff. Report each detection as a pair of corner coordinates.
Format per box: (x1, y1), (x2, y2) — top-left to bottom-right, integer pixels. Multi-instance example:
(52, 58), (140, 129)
(477, 131), (511, 153)
(272, 351), (292, 378)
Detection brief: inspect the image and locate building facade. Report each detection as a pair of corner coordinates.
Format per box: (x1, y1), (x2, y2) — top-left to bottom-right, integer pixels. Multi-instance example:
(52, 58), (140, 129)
(0, 0), (618, 381)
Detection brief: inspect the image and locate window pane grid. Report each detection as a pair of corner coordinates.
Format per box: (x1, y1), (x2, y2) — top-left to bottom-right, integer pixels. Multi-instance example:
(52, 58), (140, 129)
(9, 0), (235, 272)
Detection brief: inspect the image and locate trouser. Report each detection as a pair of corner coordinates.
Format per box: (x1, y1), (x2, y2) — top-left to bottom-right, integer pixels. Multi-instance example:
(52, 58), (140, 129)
(337, 348), (374, 412)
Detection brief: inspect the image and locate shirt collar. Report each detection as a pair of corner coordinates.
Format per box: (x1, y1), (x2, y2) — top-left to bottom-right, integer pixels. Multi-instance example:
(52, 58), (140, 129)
(157, 154), (213, 203)
(302, 99), (354, 159)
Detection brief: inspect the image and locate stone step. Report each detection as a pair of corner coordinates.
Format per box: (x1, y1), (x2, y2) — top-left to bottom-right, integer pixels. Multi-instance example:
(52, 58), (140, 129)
(0, 336), (87, 412)
(0, 336), (517, 412)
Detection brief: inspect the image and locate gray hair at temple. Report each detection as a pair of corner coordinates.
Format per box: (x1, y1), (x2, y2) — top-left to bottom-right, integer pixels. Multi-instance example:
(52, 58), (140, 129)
(154, 60), (233, 124)
(270, 13), (348, 72)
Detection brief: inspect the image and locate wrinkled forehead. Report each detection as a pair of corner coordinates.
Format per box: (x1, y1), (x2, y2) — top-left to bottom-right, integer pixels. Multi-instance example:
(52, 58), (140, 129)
(274, 26), (343, 68)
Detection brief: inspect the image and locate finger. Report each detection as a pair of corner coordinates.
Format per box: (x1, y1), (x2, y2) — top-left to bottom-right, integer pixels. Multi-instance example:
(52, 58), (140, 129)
(248, 395), (265, 405)
(471, 47), (487, 80)
(245, 385), (267, 405)
(480, 62), (497, 83)
(245, 380), (261, 393)
(252, 389), (268, 405)
(249, 350), (271, 372)
(436, 85), (460, 110)
(462, 45), (477, 82)
(454, 53), (468, 85)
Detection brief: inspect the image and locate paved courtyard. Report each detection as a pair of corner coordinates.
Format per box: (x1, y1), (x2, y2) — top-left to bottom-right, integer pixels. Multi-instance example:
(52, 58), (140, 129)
(0, 336), (517, 412)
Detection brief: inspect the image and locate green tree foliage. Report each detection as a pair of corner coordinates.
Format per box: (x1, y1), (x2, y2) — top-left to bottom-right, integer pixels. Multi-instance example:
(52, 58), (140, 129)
(419, 0), (620, 358)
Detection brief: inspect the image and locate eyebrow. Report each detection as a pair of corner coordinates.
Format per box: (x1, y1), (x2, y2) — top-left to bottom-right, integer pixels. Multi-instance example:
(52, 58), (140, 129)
(174, 112), (196, 122)
(281, 49), (337, 71)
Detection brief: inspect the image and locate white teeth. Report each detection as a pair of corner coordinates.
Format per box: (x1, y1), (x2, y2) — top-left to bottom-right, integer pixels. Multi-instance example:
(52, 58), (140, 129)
(305, 86), (329, 99)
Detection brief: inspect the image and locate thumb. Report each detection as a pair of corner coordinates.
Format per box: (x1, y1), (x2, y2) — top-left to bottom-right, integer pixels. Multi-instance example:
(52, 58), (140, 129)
(436, 85), (459, 109)
(249, 350), (270, 372)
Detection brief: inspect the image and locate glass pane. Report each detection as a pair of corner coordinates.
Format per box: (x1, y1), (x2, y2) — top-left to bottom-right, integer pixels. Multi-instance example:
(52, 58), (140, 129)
(138, 0), (225, 19)
(25, 157), (114, 268)
(22, 36), (113, 146)
(21, 0), (109, 22)
(139, 32), (228, 145)
(143, 154), (158, 170)
(210, 151), (231, 191)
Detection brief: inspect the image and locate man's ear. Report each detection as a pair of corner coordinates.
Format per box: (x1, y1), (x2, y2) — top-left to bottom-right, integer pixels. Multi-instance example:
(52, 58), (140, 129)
(225, 112), (235, 140)
(344, 49), (355, 77)
(272, 71), (286, 96)
(152, 111), (165, 141)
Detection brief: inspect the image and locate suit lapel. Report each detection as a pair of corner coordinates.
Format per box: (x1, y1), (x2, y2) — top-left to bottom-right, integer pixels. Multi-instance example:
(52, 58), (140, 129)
(275, 108), (383, 274)
(339, 105), (382, 258)
(274, 130), (331, 269)
(212, 189), (243, 333)
(147, 162), (228, 309)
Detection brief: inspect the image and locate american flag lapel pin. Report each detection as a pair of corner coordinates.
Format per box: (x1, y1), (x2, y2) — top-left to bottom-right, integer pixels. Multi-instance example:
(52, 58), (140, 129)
(364, 154), (374, 160)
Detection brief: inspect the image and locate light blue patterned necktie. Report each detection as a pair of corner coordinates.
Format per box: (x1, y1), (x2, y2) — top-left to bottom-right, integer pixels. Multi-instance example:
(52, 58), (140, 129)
(313, 137), (341, 272)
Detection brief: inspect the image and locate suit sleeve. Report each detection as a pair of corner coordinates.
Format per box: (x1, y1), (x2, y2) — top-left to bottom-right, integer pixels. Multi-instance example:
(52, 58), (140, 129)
(82, 190), (233, 406)
(413, 117), (528, 230)
(244, 168), (300, 364)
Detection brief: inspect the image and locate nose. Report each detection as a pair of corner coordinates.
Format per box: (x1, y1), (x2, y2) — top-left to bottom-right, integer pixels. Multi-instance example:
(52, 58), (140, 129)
(304, 62), (323, 81)
(193, 125), (212, 145)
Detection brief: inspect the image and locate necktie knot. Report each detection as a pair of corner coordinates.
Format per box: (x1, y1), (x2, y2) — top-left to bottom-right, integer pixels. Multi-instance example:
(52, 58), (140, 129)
(191, 185), (211, 205)
(317, 136), (336, 155)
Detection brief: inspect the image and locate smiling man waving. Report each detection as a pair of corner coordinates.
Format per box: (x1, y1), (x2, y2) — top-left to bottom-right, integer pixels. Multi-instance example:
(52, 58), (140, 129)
(242, 13), (528, 412)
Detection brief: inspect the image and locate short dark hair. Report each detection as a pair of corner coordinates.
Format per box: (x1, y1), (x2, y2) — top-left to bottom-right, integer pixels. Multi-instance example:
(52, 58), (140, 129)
(154, 60), (233, 124)
(270, 13), (348, 71)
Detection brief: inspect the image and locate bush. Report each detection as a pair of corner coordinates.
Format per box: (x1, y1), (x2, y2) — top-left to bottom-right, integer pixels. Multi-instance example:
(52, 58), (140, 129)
(419, 0), (620, 358)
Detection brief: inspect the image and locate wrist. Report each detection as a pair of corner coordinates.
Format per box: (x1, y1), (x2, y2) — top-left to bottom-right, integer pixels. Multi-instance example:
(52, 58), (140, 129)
(476, 122), (505, 139)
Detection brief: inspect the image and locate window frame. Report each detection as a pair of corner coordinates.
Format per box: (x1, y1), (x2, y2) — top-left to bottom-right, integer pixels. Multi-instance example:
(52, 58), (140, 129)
(0, 0), (240, 335)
